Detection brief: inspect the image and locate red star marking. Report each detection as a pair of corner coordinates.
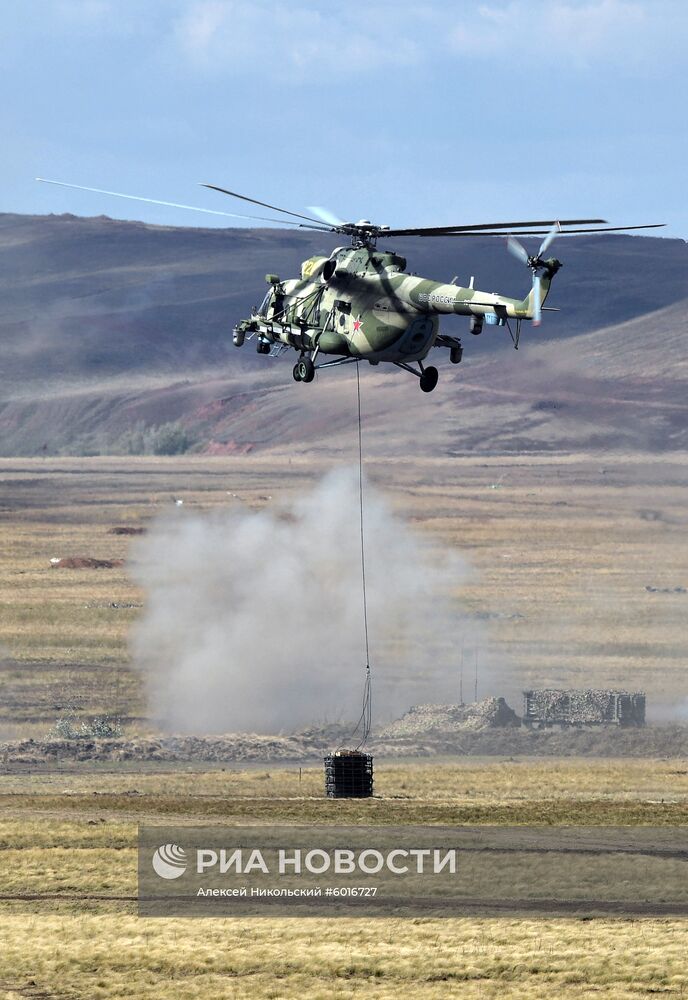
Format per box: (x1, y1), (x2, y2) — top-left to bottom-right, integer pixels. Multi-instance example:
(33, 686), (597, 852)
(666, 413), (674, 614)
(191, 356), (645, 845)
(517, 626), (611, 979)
(353, 316), (363, 333)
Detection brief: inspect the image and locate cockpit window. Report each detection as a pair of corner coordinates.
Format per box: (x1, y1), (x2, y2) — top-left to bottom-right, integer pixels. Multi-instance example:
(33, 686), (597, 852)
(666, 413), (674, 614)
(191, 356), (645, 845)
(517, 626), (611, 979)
(257, 289), (273, 317)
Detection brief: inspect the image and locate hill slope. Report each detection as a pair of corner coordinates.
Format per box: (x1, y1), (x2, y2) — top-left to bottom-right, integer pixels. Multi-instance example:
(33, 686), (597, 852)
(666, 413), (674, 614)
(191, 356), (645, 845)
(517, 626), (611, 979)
(1, 212), (685, 391)
(0, 212), (685, 456)
(0, 297), (686, 457)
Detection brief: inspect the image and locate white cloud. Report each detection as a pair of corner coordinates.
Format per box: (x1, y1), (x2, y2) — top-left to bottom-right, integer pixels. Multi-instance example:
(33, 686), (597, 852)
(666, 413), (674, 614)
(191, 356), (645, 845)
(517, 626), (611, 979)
(171, 0), (421, 76)
(56, 0), (113, 21)
(168, 0), (687, 79)
(53, 0), (146, 35)
(177, 0), (225, 55)
(450, 0), (686, 69)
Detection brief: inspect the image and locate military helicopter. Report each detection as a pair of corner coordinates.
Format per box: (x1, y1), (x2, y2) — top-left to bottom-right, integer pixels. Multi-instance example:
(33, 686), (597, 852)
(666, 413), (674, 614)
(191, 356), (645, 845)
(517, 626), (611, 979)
(205, 184), (662, 391)
(37, 178), (664, 393)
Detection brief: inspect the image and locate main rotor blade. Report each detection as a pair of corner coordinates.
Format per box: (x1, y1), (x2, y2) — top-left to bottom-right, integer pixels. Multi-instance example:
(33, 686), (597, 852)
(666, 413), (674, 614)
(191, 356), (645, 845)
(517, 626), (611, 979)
(430, 223), (666, 238)
(380, 218), (606, 237)
(36, 177), (325, 228)
(307, 205), (347, 227)
(536, 223), (666, 235)
(202, 183), (330, 227)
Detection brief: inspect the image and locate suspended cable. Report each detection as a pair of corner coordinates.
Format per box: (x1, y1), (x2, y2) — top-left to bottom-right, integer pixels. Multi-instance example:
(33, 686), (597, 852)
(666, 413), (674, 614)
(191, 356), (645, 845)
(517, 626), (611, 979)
(349, 360), (372, 749)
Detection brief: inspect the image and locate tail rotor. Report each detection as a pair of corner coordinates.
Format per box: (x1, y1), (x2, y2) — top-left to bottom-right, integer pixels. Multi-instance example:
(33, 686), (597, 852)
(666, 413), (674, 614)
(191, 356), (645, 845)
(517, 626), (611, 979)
(507, 221), (561, 326)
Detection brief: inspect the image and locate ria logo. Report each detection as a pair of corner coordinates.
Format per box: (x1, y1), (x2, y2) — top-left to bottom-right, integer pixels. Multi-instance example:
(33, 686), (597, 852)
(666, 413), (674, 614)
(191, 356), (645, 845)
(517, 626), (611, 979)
(152, 843), (187, 880)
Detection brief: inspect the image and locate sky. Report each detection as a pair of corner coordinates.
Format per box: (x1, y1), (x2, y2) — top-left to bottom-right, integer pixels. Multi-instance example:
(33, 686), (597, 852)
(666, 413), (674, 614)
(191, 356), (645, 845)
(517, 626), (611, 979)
(3, 0), (687, 238)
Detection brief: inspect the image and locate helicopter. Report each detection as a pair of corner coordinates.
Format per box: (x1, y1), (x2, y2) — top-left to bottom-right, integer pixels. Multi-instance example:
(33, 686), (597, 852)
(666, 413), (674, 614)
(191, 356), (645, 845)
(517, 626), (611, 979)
(37, 178), (664, 393)
(202, 185), (665, 392)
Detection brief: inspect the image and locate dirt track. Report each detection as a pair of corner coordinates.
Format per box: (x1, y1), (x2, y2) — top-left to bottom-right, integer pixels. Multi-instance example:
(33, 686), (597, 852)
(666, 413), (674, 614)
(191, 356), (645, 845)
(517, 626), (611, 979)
(0, 894), (685, 916)
(5, 722), (688, 769)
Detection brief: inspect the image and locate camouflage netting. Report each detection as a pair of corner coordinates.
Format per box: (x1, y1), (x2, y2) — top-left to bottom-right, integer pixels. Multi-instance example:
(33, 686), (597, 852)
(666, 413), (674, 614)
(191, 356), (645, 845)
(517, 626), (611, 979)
(379, 698), (520, 738)
(523, 689), (646, 726)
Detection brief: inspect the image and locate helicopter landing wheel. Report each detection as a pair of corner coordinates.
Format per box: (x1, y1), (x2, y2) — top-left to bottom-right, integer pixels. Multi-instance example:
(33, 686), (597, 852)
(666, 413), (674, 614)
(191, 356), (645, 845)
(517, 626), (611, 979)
(419, 366), (439, 393)
(297, 357), (315, 383)
(292, 362), (302, 382)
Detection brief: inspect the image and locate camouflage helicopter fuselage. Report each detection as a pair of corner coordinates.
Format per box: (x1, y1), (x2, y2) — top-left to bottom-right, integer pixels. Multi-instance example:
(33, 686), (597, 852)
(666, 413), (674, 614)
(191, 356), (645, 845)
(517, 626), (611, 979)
(233, 243), (560, 390)
(34, 178), (661, 392)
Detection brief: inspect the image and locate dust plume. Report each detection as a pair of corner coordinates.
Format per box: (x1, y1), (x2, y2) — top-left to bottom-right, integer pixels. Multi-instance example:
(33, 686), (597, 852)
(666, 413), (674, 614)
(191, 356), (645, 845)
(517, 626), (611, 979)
(129, 467), (489, 734)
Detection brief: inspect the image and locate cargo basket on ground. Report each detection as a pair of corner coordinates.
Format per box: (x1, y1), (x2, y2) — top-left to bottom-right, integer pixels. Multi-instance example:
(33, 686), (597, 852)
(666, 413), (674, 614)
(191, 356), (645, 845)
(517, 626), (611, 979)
(324, 750), (374, 798)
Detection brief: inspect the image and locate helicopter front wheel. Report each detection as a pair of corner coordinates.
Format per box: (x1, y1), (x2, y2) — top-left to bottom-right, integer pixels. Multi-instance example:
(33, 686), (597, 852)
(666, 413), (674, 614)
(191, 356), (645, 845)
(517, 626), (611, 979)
(419, 366), (439, 393)
(292, 363), (302, 382)
(296, 357), (315, 383)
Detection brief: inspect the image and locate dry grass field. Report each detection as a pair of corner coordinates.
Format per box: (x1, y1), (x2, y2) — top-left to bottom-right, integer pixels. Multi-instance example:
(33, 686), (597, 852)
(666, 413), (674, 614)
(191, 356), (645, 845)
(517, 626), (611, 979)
(2, 909), (686, 999)
(1, 453), (687, 997)
(1, 450), (686, 733)
(2, 759), (688, 998)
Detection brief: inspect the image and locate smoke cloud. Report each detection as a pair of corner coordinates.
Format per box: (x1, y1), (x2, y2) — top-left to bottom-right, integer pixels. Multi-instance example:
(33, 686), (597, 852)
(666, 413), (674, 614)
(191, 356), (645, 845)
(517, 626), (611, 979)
(129, 467), (485, 734)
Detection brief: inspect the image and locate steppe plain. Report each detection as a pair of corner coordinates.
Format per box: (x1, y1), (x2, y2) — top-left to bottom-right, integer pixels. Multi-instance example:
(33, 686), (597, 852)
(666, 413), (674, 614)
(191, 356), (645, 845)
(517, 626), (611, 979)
(1, 216), (687, 998)
(1, 447), (688, 998)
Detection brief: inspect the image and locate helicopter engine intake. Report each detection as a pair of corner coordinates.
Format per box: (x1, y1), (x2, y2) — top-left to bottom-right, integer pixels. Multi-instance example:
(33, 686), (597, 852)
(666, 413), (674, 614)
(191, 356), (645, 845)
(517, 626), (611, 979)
(321, 258), (337, 283)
